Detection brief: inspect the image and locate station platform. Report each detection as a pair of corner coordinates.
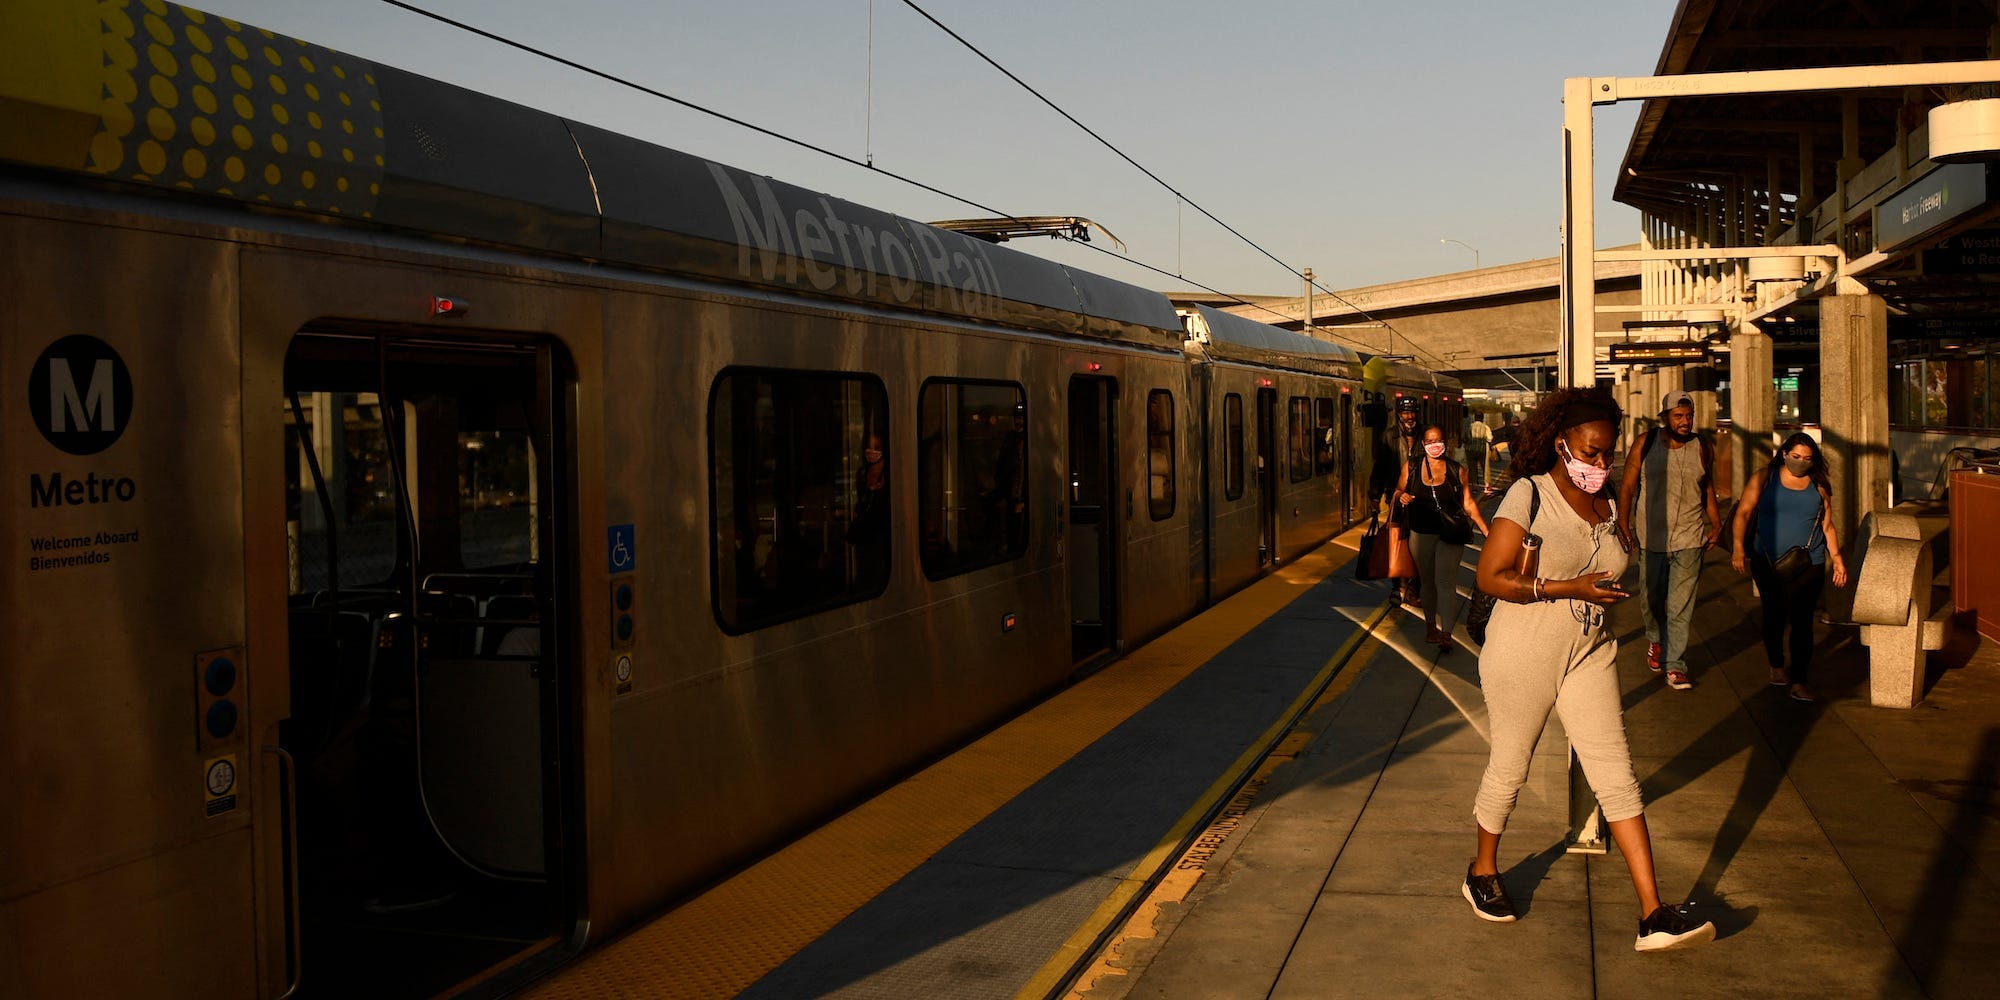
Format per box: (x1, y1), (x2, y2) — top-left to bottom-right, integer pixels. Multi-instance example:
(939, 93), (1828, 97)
(518, 515), (2000, 999)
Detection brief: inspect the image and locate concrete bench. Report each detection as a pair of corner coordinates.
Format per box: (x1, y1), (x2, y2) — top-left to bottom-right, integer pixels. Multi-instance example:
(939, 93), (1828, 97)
(1851, 510), (1953, 708)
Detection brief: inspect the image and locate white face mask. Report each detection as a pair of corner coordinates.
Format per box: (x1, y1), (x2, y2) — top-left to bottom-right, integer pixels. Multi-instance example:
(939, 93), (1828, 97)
(1424, 442), (1446, 459)
(864, 449), (883, 463)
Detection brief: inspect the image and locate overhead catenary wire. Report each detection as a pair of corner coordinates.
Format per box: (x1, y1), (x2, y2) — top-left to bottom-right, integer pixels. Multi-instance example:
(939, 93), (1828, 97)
(894, 0), (1454, 371)
(366, 2), (1431, 362)
(373, 0), (1020, 224)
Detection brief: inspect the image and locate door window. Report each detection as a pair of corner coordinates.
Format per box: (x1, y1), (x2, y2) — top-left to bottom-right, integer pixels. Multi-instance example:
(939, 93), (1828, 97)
(918, 379), (1028, 578)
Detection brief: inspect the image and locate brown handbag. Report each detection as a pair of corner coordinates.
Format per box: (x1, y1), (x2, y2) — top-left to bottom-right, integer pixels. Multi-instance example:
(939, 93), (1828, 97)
(1384, 504), (1419, 579)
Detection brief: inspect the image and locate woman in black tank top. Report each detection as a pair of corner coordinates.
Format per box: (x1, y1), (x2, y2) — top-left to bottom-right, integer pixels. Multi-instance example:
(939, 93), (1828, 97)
(1396, 424), (1492, 647)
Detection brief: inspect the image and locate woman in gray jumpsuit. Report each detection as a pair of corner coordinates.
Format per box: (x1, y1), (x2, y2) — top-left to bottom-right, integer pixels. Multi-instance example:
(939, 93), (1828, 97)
(1461, 387), (1715, 952)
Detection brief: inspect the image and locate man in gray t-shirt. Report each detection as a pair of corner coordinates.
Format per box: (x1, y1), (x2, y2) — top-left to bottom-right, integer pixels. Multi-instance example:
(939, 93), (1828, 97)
(1615, 392), (1721, 690)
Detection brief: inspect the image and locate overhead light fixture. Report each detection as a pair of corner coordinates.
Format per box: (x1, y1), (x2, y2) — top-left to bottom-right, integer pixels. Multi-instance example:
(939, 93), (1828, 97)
(1746, 256), (1806, 282)
(1929, 99), (2000, 162)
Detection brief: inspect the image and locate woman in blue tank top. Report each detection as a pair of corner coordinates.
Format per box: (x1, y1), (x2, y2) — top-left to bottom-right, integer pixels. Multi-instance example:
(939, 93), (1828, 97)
(1728, 433), (1849, 702)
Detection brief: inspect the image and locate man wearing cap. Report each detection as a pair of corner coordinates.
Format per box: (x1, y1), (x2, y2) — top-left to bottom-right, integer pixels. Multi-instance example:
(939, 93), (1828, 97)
(1616, 391), (1722, 690)
(1365, 397), (1425, 603)
(1391, 397), (1425, 602)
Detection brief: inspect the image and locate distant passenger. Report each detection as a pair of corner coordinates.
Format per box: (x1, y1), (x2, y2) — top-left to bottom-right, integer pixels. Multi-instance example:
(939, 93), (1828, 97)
(1465, 386), (1715, 951)
(847, 433), (890, 587)
(1389, 397), (1423, 606)
(1730, 432), (1849, 703)
(1394, 424), (1490, 648)
(1615, 391), (1721, 692)
(1467, 414), (1492, 492)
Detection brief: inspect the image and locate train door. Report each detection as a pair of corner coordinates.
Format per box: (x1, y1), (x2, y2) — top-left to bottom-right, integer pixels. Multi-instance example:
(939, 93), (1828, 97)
(1067, 376), (1119, 664)
(1255, 387), (1277, 566)
(1340, 393), (1356, 523)
(276, 332), (572, 998)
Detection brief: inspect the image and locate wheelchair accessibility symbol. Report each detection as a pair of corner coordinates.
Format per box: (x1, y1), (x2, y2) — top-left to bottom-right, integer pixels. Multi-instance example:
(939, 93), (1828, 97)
(608, 525), (635, 574)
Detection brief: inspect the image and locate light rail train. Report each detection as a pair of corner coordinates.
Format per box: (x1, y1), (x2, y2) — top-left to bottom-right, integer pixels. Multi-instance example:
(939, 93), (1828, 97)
(0, 2), (1461, 996)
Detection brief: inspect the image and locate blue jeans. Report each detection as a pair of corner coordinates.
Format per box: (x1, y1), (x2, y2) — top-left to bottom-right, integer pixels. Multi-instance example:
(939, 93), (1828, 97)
(1639, 547), (1702, 674)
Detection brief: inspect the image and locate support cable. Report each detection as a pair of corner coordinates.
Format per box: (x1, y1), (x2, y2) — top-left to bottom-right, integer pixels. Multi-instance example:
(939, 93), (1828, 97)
(896, 0), (1453, 369)
(370, 2), (1450, 367)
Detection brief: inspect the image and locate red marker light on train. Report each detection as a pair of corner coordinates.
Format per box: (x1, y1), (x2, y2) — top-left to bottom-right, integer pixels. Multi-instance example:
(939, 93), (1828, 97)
(1258, 378), (1273, 387)
(430, 295), (469, 317)
(1087, 362), (1103, 372)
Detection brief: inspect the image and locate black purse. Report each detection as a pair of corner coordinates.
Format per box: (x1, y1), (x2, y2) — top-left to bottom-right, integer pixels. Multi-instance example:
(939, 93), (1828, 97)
(1432, 463), (1473, 546)
(1770, 517), (1821, 584)
(1762, 470), (1823, 585)
(1356, 512), (1389, 581)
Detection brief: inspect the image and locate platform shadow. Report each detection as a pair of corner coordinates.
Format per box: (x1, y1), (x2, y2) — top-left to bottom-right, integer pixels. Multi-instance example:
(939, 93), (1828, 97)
(1886, 726), (2000, 996)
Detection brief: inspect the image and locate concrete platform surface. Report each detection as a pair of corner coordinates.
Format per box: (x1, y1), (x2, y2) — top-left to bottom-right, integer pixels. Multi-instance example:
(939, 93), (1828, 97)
(1076, 540), (2000, 1000)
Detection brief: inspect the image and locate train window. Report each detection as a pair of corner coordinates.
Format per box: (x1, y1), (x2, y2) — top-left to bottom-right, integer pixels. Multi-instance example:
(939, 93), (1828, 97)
(1147, 390), (1175, 520)
(1223, 393), (1244, 501)
(710, 369), (889, 633)
(459, 430), (537, 570)
(918, 380), (1028, 579)
(1314, 397), (1337, 476)
(1287, 396), (1312, 483)
(284, 391), (401, 593)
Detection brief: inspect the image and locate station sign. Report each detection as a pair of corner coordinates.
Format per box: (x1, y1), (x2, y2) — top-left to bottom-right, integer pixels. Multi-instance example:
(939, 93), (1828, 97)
(1921, 230), (2000, 274)
(1876, 161), (1991, 251)
(1607, 342), (1709, 365)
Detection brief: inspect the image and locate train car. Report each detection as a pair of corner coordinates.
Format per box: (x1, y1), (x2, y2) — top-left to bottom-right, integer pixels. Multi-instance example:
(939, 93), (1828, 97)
(0, 2), (1458, 997)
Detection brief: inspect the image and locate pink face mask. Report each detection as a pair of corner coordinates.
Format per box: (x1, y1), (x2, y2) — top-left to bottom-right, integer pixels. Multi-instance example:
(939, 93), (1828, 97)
(1424, 442), (1446, 459)
(1559, 440), (1610, 493)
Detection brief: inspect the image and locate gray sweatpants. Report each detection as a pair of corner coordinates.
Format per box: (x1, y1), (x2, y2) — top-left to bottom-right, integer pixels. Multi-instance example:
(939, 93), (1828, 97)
(1414, 530), (1466, 631)
(1473, 602), (1644, 835)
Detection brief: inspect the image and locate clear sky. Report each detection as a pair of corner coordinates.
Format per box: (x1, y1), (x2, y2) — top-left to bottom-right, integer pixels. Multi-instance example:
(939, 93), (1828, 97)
(190, 0), (1671, 297)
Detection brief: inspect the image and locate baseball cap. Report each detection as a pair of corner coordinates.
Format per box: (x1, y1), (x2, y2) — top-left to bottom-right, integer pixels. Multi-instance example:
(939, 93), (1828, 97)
(1661, 391), (1695, 414)
(1396, 397), (1420, 412)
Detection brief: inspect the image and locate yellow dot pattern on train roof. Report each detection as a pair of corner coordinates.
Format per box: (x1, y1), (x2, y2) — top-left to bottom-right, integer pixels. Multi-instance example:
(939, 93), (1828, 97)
(83, 0), (385, 215)
(519, 543), (1356, 999)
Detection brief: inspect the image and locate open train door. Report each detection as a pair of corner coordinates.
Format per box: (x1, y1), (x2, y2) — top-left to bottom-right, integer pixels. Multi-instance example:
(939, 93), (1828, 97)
(1067, 376), (1119, 665)
(1341, 393), (1358, 523)
(1255, 387), (1278, 565)
(273, 332), (575, 998)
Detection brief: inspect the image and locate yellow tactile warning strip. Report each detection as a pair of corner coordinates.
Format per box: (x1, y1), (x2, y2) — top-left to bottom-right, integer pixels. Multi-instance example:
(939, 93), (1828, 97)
(1062, 614), (1395, 999)
(1021, 602), (1395, 1000)
(522, 535), (1373, 999)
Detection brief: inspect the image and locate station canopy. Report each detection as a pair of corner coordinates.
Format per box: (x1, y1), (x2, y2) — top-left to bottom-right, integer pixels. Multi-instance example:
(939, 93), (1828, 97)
(1615, 0), (2000, 326)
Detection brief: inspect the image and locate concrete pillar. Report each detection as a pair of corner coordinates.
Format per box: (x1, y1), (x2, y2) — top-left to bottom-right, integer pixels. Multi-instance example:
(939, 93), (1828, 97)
(1693, 383), (1721, 460)
(1819, 293), (1893, 549)
(1633, 368), (1658, 437)
(1657, 366), (1684, 403)
(1799, 131), (1816, 209)
(1731, 324), (1776, 503)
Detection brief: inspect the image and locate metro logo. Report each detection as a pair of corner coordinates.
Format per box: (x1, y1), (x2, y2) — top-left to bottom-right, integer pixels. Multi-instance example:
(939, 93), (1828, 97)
(49, 358), (114, 433)
(707, 162), (1002, 318)
(28, 335), (132, 456)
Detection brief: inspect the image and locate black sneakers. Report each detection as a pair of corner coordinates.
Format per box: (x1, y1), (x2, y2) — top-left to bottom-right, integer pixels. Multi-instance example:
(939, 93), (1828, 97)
(1462, 865), (1517, 923)
(1635, 903), (1715, 951)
